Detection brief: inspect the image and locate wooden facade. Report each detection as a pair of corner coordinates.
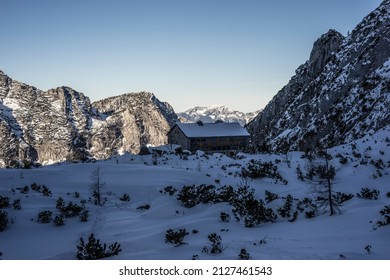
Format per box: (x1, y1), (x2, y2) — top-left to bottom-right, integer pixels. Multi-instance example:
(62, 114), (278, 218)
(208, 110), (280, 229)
(167, 122), (250, 153)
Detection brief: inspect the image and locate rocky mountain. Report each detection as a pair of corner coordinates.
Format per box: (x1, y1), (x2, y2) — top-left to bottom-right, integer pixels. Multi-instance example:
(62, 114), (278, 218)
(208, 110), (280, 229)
(178, 105), (259, 126)
(248, 0), (390, 153)
(0, 70), (177, 167)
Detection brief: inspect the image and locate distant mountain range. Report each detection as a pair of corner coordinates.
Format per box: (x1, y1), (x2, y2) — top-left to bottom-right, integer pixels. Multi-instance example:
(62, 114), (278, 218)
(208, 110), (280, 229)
(178, 105), (260, 126)
(248, 0), (390, 152)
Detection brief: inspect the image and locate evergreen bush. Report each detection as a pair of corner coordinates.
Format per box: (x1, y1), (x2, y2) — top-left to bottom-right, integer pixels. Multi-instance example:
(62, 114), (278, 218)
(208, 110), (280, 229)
(231, 186), (277, 227)
(119, 193), (130, 202)
(76, 233), (121, 260)
(80, 209), (89, 222)
(0, 210), (8, 231)
(53, 215), (65, 227)
(220, 212), (230, 222)
(37, 210), (53, 223)
(165, 229), (189, 246)
(357, 188), (380, 200)
(264, 190), (278, 204)
(238, 248), (251, 260)
(12, 199), (22, 210)
(204, 233), (224, 254)
(0, 196), (10, 209)
(241, 160), (288, 184)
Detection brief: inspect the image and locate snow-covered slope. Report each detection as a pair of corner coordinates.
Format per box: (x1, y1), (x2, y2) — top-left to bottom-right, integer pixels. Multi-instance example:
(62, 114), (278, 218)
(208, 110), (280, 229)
(248, 0), (390, 152)
(0, 71), (178, 167)
(0, 126), (389, 260)
(178, 105), (260, 126)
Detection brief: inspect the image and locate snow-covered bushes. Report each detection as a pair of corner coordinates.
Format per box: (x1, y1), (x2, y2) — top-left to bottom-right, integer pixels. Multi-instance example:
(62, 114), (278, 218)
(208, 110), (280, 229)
(176, 184), (276, 227)
(231, 186), (277, 228)
(264, 190), (278, 204)
(119, 193), (130, 202)
(373, 205), (390, 230)
(12, 199), (22, 210)
(136, 204), (150, 211)
(160, 186), (177, 196)
(277, 195), (293, 218)
(0, 196), (10, 209)
(0, 210), (8, 231)
(238, 248), (251, 260)
(177, 184), (217, 208)
(357, 188), (380, 200)
(30, 183), (52, 196)
(220, 212), (230, 222)
(165, 229), (189, 246)
(79, 209), (89, 222)
(202, 233), (224, 254)
(76, 233), (121, 260)
(37, 210), (53, 223)
(241, 160), (288, 185)
(57, 199), (84, 218)
(53, 215), (65, 227)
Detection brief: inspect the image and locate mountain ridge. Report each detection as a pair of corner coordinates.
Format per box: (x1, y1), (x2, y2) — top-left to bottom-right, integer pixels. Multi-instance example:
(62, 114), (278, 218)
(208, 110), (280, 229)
(0, 71), (177, 167)
(248, 0), (390, 152)
(178, 105), (260, 126)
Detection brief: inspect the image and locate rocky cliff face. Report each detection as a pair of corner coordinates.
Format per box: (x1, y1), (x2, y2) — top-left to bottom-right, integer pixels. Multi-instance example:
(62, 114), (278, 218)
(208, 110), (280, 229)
(248, 0), (390, 152)
(90, 92), (177, 158)
(0, 71), (177, 167)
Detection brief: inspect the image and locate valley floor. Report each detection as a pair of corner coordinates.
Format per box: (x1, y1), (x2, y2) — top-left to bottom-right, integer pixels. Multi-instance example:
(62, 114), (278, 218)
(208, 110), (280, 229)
(1, 129), (390, 260)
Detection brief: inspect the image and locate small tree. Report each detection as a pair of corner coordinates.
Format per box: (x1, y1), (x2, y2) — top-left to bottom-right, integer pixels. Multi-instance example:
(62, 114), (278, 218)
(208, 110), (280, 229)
(310, 151), (339, 216)
(90, 165), (105, 206)
(76, 233), (121, 260)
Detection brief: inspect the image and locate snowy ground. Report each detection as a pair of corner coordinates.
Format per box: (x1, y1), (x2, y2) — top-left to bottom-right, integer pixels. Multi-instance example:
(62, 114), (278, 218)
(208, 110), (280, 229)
(1, 128), (390, 260)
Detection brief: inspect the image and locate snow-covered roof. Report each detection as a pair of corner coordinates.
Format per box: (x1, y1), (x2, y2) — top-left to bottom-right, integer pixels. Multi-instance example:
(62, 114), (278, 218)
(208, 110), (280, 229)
(173, 122), (250, 138)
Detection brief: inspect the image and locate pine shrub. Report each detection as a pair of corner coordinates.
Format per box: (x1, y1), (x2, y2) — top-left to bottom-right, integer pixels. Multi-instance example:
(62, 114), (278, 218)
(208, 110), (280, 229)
(238, 248), (251, 260)
(231, 186), (277, 227)
(136, 204), (150, 211)
(31, 183), (41, 192)
(56, 198), (65, 211)
(205, 233), (224, 254)
(20, 186), (29, 194)
(277, 195), (293, 218)
(165, 229), (189, 246)
(0, 196), (10, 209)
(80, 209), (89, 222)
(76, 233), (121, 260)
(220, 212), (231, 222)
(160, 186), (177, 196)
(0, 210), (8, 231)
(12, 199), (22, 210)
(305, 210), (316, 219)
(119, 193), (130, 202)
(41, 185), (52, 197)
(357, 188), (380, 200)
(241, 160), (288, 184)
(264, 190), (278, 204)
(374, 205), (390, 229)
(37, 210), (53, 223)
(53, 215), (65, 227)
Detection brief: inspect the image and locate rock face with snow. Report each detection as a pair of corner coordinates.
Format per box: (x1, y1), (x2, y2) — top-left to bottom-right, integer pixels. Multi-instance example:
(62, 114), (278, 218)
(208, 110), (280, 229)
(248, 1), (390, 152)
(90, 92), (177, 159)
(178, 105), (259, 126)
(0, 71), (177, 167)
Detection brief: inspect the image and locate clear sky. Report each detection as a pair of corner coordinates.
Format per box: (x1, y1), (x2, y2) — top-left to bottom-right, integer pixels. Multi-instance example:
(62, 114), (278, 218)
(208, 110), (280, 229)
(0, 0), (382, 113)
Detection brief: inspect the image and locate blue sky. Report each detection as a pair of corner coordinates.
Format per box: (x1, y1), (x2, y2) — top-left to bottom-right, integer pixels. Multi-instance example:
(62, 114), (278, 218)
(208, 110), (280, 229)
(0, 0), (382, 112)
